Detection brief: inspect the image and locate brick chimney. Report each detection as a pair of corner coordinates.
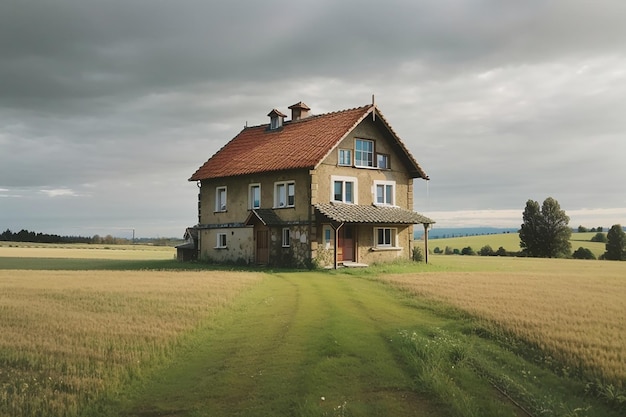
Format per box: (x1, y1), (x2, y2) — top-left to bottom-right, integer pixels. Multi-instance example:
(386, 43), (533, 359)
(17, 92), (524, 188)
(288, 101), (311, 121)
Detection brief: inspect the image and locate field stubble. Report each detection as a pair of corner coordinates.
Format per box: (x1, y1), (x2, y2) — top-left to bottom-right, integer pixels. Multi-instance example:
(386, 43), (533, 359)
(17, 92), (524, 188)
(0, 270), (263, 417)
(380, 256), (626, 388)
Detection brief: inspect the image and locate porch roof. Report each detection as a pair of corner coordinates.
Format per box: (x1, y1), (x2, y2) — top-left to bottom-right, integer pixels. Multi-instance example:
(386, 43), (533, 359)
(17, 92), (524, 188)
(315, 203), (434, 225)
(244, 209), (287, 226)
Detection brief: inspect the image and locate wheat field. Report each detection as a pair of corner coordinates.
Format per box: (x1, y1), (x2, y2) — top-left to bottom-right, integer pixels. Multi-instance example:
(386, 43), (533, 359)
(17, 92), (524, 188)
(380, 256), (626, 388)
(0, 270), (264, 417)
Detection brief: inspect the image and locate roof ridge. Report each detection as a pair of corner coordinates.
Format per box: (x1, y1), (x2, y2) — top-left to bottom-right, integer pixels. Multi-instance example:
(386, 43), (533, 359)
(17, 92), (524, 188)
(242, 104), (373, 129)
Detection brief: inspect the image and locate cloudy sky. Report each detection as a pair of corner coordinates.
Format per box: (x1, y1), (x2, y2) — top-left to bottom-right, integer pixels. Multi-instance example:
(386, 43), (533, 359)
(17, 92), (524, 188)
(1, 0), (625, 238)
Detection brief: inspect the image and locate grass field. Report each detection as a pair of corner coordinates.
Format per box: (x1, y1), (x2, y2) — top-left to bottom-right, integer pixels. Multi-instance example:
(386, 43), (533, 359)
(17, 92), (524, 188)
(1, 244), (625, 416)
(0, 242), (175, 260)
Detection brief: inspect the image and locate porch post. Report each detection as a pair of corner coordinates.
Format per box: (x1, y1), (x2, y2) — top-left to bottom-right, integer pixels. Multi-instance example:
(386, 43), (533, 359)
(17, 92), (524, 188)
(333, 222), (344, 270)
(424, 223), (430, 264)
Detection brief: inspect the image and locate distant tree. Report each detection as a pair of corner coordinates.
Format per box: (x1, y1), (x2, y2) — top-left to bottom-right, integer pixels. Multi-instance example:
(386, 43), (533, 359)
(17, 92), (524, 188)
(433, 247), (442, 254)
(572, 247), (596, 260)
(444, 246), (454, 255)
(495, 246), (508, 256)
(1, 229), (13, 241)
(519, 197), (571, 258)
(461, 246), (475, 255)
(590, 232), (607, 243)
(597, 226), (603, 232)
(479, 245), (495, 256)
(578, 225), (588, 233)
(603, 224), (626, 261)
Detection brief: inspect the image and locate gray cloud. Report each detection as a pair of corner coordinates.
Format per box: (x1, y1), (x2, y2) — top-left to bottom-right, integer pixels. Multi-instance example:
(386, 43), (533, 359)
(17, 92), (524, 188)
(1, 0), (626, 236)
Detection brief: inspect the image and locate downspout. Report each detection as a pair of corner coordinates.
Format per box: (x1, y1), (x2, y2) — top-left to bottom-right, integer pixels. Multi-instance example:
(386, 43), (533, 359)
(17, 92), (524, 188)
(424, 223), (430, 264)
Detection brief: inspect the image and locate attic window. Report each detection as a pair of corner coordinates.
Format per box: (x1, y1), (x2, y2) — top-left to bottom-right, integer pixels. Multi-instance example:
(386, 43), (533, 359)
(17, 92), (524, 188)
(268, 109), (286, 130)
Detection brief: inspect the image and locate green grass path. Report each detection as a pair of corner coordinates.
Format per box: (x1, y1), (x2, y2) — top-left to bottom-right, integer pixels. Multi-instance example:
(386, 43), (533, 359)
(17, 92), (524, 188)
(108, 273), (447, 416)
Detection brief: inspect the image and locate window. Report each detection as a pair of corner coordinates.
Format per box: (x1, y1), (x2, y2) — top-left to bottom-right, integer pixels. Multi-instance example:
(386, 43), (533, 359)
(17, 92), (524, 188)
(375, 228), (395, 247)
(249, 184), (260, 209)
(282, 228), (291, 247)
(374, 181), (395, 206)
(377, 153), (389, 169)
(216, 233), (227, 248)
(355, 139), (374, 167)
(324, 226), (332, 249)
(215, 187), (227, 212)
(275, 181), (295, 208)
(331, 176), (357, 204)
(338, 149), (352, 166)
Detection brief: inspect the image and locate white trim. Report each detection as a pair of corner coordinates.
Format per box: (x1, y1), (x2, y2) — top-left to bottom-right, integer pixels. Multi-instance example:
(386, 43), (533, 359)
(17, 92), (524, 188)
(215, 186), (227, 212)
(354, 138), (374, 167)
(249, 183), (261, 209)
(274, 181), (295, 208)
(330, 175), (358, 204)
(282, 227), (291, 247)
(215, 232), (227, 249)
(373, 180), (395, 206)
(338, 148), (352, 166)
(374, 227), (397, 248)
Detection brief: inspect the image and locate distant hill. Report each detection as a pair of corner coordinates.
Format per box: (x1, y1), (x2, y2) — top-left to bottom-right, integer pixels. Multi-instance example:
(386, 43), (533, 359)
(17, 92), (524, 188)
(414, 227), (518, 240)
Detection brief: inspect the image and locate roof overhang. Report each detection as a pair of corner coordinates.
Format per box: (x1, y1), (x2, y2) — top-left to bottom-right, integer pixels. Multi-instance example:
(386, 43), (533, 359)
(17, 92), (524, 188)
(315, 202), (434, 225)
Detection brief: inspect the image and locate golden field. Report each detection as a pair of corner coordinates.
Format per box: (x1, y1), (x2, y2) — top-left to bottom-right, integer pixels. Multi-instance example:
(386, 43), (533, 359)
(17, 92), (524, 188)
(0, 242), (175, 260)
(380, 255), (626, 388)
(0, 269), (263, 417)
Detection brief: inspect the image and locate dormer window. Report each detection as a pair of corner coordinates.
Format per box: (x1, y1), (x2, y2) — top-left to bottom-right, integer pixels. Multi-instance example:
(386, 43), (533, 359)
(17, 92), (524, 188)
(268, 109), (286, 130)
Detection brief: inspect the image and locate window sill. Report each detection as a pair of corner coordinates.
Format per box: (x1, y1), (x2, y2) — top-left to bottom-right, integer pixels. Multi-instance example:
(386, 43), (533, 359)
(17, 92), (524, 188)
(370, 246), (402, 252)
(213, 210), (228, 214)
(214, 246), (228, 250)
(273, 206), (295, 209)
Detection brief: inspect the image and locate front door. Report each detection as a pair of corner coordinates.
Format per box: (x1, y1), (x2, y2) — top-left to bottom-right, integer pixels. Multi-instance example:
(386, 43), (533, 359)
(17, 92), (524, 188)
(255, 228), (269, 265)
(337, 225), (354, 262)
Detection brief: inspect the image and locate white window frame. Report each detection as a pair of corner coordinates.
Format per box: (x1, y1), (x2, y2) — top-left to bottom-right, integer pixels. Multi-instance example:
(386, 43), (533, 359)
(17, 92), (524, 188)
(282, 228), (291, 247)
(323, 225), (333, 249)
(274, 181), (295, 208)
(355, 138), (374, 167)
(375, 227), (396, 247)
(373, 180), (395, 206)
(216, 232), (227, 248)
(377, 153), (390, 169)
(249, 183), (261, 209)
(338, 149), (352, 166)
(331, 175), (357, 204)
(215, 186), (227, 212)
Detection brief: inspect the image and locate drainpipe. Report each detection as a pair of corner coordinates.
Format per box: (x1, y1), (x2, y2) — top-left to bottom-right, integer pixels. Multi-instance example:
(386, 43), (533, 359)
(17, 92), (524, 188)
(424, 223), (430, 264)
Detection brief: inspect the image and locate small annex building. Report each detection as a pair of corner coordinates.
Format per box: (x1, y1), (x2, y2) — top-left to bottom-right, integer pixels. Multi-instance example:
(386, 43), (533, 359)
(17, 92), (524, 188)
(185, 101), (434, 268)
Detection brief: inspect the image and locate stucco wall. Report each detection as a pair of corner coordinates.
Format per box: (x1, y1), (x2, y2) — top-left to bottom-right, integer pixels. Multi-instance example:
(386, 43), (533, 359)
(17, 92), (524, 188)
(199, 169), (312, 226)
(198, 227), (254, 264)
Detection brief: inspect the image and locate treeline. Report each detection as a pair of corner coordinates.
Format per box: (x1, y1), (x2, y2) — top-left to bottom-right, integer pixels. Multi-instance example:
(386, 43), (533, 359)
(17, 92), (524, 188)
(0, 229), (131, 245)
(1, 229), (93, 244)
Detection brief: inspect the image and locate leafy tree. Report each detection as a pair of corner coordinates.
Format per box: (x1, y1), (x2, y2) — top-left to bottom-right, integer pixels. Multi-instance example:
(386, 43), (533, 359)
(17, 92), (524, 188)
(495, 246), (507, 256)
(572, 247), (595, 260)
(461, 246), (475, 255)
(479, 245), (495, 256)
(590, 232), (607, 243)
(578, 225), (588, 233)
(603, 224), (626, 261)
(519, 197), (571, 258)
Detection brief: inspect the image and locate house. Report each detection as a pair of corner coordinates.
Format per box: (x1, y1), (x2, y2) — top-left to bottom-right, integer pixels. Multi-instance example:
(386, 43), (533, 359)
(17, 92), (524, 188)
(175, 227), (198, 261)
(187, 100), (434, 268)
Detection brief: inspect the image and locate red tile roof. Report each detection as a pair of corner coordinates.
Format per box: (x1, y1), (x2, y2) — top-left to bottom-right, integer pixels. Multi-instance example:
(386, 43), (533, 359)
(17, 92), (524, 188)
(189, 104), (428, 181)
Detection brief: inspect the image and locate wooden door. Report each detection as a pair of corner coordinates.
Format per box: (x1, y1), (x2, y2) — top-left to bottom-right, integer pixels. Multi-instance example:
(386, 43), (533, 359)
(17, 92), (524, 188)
(255, 229), (269, 265)
(337, 225), (354, 262)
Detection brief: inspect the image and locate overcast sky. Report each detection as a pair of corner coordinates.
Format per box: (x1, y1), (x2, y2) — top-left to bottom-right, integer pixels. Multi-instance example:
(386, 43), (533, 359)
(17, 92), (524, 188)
(1, 0), (625, 238)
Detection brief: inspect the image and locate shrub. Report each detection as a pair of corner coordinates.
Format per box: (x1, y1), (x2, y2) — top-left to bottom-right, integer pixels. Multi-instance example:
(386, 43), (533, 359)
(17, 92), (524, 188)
(591, 232), (608, 243)
(572, 247), (596, 260)
(461, 246), (475, 256)
(479, 245), (494, 256)
(495, 246), (507, 256)
(412, 246), (424, 262)
(444, 246), (454, 255)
